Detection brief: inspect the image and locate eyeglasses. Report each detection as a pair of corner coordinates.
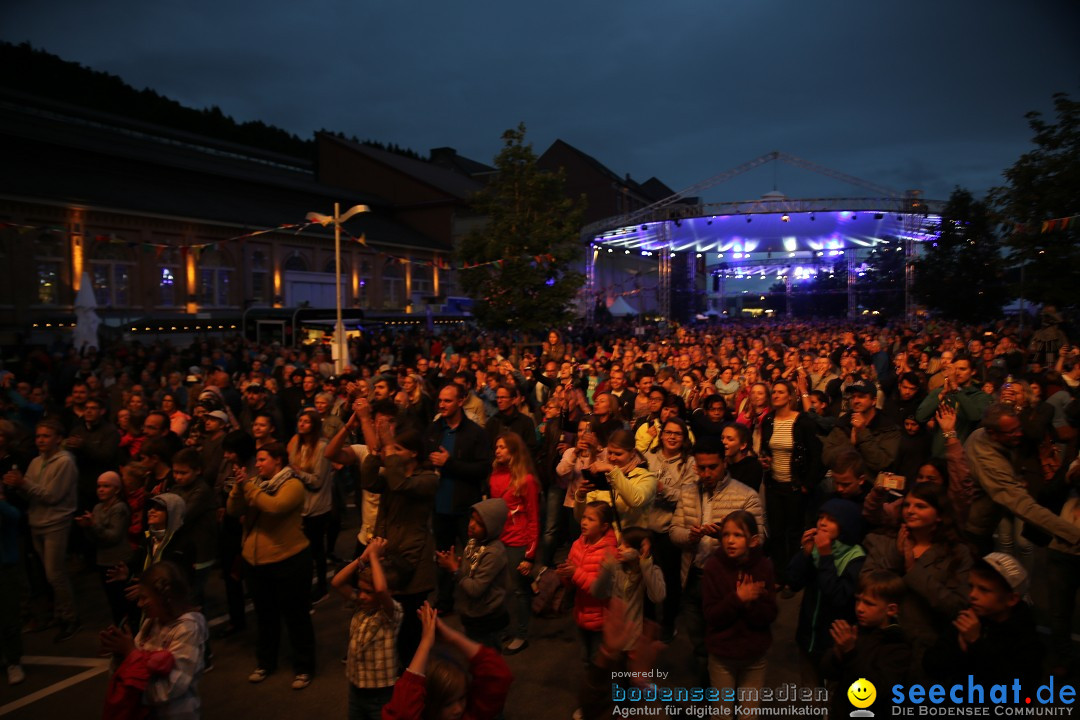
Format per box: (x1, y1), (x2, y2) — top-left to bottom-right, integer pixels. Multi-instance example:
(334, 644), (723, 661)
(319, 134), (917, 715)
(661, 431), (684, 437)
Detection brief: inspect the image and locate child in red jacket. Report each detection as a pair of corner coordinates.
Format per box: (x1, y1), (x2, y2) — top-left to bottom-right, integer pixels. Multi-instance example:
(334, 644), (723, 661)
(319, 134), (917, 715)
(702, 510), (778, 719)
(382, 603), (512, 720)
(558, 500), (618, 664)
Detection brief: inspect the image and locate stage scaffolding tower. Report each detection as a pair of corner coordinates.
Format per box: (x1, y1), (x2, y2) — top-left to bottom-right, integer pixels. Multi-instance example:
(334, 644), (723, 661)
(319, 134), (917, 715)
(846, 253), (859, 319)
(657, 223), (671, 322)
(903, 190), (923, 322)
(585, 240), (598, 326)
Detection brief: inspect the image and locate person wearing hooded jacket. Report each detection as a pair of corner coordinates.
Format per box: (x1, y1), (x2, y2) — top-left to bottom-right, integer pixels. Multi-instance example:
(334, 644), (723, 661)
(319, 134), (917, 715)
(435, 497), (509, 650)
(109, 493), (194, 630)
(787, 498), (866, 682)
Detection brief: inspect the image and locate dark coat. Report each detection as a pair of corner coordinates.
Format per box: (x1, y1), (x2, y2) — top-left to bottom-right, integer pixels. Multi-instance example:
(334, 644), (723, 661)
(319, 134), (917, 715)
(924, 602), (1044, 699)
(423, 415), (492, 514)
(788, 545), (865, 660)
(760, 412), (825, 492)
(702, 547), (778, 661)
(486, 409), (538, 457)
(359, 453), (438, 595)
(821, 624), (911, 716)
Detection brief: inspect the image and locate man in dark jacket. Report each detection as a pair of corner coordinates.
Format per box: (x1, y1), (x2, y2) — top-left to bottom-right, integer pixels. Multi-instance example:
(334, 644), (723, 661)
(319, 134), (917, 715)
(485, 384), (538, 457)
(67, 398), (120, 512)
(424, 383), (492, 612)
(822, 380), (900, 477)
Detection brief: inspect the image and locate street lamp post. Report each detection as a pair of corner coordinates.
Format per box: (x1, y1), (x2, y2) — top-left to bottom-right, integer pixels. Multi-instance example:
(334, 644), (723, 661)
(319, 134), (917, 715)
(306, 203), (370, 374)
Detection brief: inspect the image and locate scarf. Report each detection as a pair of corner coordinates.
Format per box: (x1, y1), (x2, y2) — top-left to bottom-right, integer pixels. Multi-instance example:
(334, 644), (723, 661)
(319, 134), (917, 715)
(811, 540), (865, 576)
(807, 540), (865, 654)
(257, 466), (295, 496)
(715, 378), (740, 395)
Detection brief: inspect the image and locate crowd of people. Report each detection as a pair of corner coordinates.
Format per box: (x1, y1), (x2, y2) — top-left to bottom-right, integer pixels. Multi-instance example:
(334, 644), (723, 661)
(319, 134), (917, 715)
(0, 312), (1079, 718)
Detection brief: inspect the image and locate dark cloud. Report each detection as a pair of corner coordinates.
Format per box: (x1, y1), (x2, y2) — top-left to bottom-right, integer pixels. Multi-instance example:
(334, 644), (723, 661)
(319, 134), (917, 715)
(3, 0), (1078, 205)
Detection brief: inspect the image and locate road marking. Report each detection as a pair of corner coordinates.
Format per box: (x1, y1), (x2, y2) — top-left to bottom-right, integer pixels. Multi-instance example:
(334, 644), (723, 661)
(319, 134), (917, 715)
(0, 657), (110, 717)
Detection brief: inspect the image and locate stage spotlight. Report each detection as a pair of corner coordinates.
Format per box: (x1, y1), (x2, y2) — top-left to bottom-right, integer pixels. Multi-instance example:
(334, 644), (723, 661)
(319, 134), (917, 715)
(625, 249), (630, 254)
(810, 214), (815, 221)
(707, 219), (712, 225)
(641, 225), (648, 231)
(896, 215), (903, 221)
(874, 213), (884, 220)
(781, 214), (790, 222)
(852, 214), (858, 220)
(607, 248), (613, 253)
(746, 216), (752, 223)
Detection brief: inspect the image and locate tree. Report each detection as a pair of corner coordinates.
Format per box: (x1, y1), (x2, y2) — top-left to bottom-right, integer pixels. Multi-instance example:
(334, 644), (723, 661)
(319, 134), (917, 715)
(912, 187), (1008, 323)
(991, 92), (1080, 307)
(458, 124), (586, 332)
(848, 240), (907, 317)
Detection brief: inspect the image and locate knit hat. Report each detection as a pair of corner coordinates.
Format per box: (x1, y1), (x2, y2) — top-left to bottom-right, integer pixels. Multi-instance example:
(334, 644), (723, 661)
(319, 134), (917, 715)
(818, 498), (865, 545)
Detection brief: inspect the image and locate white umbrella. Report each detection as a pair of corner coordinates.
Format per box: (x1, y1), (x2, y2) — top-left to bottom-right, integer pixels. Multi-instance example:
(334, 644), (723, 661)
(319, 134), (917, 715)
(73, 272), (101, 352)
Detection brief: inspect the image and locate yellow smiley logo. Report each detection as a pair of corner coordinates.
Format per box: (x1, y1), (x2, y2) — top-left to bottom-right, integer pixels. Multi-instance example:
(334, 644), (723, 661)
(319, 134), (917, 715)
(848, 678), (876, 709)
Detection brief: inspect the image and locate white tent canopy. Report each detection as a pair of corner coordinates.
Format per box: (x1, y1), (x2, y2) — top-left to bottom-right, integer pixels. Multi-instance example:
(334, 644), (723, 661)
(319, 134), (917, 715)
(607, 296), (638, 317)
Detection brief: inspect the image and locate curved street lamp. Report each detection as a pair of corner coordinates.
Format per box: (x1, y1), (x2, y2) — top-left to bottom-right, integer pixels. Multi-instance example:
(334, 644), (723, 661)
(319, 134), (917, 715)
(306, 203), (370, 373)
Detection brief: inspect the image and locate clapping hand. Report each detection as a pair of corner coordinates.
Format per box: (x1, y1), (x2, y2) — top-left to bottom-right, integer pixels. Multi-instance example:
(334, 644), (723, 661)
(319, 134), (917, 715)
(435, 546), (459, 573)
(99, 624), (135, 658)
(829, 619), (858, 655)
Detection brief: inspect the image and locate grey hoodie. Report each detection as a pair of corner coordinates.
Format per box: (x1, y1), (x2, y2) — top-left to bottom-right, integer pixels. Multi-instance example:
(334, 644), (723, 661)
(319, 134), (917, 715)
(145, 493), (187, 569)
(454, 497), (509, 619)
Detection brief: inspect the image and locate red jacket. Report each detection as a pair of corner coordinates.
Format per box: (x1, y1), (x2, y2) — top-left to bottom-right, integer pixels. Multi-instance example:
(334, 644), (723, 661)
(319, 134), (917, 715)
(381, 645), (512, 720)
(565, 529), (618, 631)
(702, 547), (778, 661)
(488, 467), (540, 559)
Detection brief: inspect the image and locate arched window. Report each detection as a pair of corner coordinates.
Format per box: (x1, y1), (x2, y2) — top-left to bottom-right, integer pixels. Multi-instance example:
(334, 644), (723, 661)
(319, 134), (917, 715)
(250, 250), (268, 303)
(198, 248), (234, 307)
(158, 247), (181, 307)
(283, 253), (308, 272)
(35, 233), (65, 305)
(381, 259), (405, 309)
(89, 239), (134, 307)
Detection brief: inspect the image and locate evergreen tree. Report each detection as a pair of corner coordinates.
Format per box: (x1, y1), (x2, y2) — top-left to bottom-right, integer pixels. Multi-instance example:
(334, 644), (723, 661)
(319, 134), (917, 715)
(990, 92), (1080, 307)
(913, 187), (1007, 322)
(459, 123), (586, 332)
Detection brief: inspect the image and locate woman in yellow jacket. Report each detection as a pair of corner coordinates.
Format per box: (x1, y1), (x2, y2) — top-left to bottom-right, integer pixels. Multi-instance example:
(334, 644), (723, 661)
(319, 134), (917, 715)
(227, 441), (315, 690)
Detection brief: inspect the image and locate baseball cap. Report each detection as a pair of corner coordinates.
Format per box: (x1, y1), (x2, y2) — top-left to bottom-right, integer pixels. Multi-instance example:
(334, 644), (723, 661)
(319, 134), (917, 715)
(979, 552), (1030, 599)
(206, 410), (229, 424)
(846, 379), (877, 396)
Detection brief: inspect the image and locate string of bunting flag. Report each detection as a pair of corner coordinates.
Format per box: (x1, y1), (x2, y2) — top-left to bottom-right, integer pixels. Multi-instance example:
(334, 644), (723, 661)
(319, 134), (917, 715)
(1010, 214), (1077, 235)
(0, 219), (558, 271)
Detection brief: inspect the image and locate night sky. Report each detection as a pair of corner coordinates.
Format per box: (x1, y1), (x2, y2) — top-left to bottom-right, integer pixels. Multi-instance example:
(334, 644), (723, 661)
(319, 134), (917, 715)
(4, 0), (1078, 204)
